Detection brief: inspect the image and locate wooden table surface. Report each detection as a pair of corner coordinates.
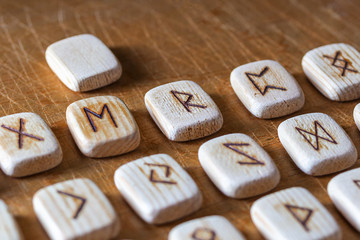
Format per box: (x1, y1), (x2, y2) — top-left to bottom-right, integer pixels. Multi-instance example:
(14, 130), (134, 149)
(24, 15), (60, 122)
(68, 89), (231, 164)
(1, 0), (360, 239)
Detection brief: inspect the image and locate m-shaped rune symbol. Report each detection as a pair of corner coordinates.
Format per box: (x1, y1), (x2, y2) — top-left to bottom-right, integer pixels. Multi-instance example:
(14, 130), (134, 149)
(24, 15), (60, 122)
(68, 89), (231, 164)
(170, 90), (207, 112)
(1, 118), (44, 149)
(144, 163), (177, 185)
(323, 51), (358, 76)
(245, 66), (287, 95)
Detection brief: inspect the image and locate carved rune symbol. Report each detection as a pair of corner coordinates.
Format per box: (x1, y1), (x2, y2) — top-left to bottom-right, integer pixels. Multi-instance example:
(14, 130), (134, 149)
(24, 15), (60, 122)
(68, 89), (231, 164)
(353, 180), (360, 189)
(323, 51), (358, 76)
(295, 121), (337, 151)
(144, 163), (177, 185)
(57, 190), (87, 219)
(191, 227), (216, 240)
(170, 90), (207, 112)
(1, 118), (44, 149)
(245, 66), (287, 95)
(83, 104), (118, 132)
(223, 143), (265, 165)
(285, 204), (314, 232)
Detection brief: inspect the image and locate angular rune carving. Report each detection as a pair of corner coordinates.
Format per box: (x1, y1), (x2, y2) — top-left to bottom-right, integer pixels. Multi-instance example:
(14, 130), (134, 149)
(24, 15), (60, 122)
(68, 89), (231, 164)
(83, 104), (118, 132)
(1, 118), (44, 149)
(170, 90), (207, 112)
(353, 179), (360, 189)
(57, 190), (87, 219)
(323, 51), (358, 76)
(285, 204), (313, 232)
(191, 228), (216, 240)
(223, 143), (265, 165)
(245, 67), (287, 95)
(295, 121), (337, 151)
(144, 163), (177, 185)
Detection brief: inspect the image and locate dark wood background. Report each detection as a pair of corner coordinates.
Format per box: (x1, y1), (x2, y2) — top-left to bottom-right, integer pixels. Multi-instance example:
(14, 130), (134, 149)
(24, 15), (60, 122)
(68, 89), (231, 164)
(1, 0), (360, 239)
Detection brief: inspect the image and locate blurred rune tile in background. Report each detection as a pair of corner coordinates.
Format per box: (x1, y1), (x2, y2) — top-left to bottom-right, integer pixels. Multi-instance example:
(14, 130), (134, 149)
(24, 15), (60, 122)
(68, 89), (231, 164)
(0, 200), (23, 240)
(328, 167), (360, 232)
(230, 60), (304, 118)
(46, 34), (122, 92)
(0, 112), (62, 177)
(353, 103), (360, 132)
(198, 133), (280, 198)
(251, 187), (341, 240)
(33, 178), (120, 240)
(302, 43), (360, 101)
(114, 154), (202, 224)
(278, 112), (357, 176)
(168, 215), (245, 240)
(144, 80), (223, 141)
(66, 96), (140, 158)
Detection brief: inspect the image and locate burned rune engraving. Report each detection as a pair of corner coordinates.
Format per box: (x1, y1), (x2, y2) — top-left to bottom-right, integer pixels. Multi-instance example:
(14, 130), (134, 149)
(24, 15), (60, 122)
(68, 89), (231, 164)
(245, 67), (287, 95)
(1, 118), (44, 149)
(323, 51), (358, 76)
(223, 143), (265, 165)
(285, 204), (314, 232)
(295, 121), (337, 151)
(83, 104), (118, 132)
(57, 190), (87, 219)
(191, 228), (216, 240)
(353, 180), (360, 189)
(144, 163), (177, 185)
(170, 90), (207, 112)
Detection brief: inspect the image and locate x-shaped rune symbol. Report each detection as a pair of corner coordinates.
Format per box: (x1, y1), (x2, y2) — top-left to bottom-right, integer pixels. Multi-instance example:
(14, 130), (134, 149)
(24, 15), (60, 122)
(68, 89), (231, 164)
(323, 51), (358, 76)
(1, 118), (44, 149)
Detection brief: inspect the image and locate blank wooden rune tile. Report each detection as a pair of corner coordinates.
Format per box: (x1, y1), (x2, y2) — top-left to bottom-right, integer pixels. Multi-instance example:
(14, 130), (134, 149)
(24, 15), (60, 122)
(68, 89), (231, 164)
(114, 154), (202, 224)
(66, 96), (140, 158)
(33, 178), (120, 240)
(251, 187), (341, 240)
(328, 167), (360, 232)
(230, 60), (304, 119)
(302, 43), (360, 101)
(168, 215), (245, 240)
(46, 34), (122, 92)
(278, 112), (357, 176)
(0, 112), (62, 177)
(0, 200), (23, 240)
(198, 133), (280, 198)
(144, 80), (223, 141)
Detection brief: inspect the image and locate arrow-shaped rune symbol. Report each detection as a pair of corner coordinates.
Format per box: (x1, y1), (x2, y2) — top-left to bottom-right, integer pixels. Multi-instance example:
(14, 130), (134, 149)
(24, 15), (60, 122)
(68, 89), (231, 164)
(57, 190), (87, 219)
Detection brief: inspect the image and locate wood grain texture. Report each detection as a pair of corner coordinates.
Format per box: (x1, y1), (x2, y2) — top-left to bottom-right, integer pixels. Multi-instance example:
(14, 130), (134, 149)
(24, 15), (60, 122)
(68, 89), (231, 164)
(230, 60), (305, 118)
(33, 178), (120, 240)
(0, 112), (62, 177)
(251, 187), (341, 240)
(66, 96), (140, 158)
(278, 113), (357, 175)
(198, 133), (280, 198)
(46, 34), (122, 92)
(302, 43), (360, 101)
(168, 215), (245, 240)
(1, 0), (360, 239)
(0, 200), (23, 240)
(328, 168), (360, 232)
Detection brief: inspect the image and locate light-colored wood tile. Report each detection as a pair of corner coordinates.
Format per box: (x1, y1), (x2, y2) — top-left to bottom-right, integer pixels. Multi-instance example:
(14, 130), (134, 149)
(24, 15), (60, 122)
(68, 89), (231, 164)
(114, 153), (202, 224)
(0, 112), (62, 177)
(33, 178), (120, 240)
(168, 215), (245, 240)
(251, 187), (341, 240)
(46, 34), (122, 92)
(302, 43), (360, 101)
(278, 112), (357, 176)
(144, 80), (223, 141)
(230, 60), (304, 118)
(66, 96), (140, 158)
(0, 200), (23, 240)
(328, 167), (360, 232)
(198, 133), (280, 198)
(353, 103), (360, 131)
